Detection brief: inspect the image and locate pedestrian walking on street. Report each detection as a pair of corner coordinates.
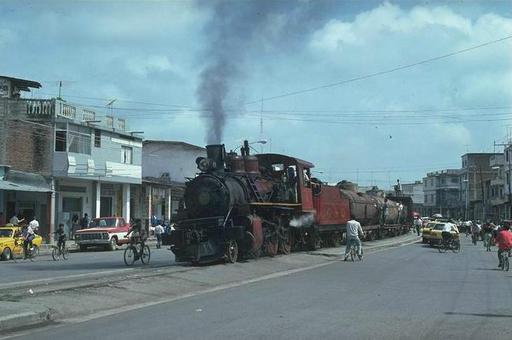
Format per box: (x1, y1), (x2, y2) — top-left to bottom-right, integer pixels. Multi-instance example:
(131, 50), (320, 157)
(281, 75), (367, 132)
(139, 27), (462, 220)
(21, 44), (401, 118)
(414, 216), (422, 236)
(344, 214), (364, 261)
(80, 213), (90, 230)
(154, 222), (164, 249)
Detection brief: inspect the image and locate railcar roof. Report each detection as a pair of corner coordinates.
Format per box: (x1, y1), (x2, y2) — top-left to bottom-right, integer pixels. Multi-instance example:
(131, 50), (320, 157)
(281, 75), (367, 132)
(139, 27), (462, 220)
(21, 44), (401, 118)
(256, 153), (315, 168)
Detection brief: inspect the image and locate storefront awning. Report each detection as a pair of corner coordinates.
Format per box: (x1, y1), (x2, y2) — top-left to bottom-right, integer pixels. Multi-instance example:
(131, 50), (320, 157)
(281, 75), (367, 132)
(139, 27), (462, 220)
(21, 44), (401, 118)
(0, 169), (52, 192)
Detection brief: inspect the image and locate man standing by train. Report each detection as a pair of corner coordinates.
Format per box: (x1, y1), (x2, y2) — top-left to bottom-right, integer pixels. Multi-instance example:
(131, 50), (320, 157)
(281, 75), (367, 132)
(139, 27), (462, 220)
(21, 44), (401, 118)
(344, 214), (364, 261)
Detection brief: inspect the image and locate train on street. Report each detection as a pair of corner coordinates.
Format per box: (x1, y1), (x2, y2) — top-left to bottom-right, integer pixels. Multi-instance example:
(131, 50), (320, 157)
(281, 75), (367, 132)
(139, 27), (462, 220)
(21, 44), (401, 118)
(164, 141), (413, 263)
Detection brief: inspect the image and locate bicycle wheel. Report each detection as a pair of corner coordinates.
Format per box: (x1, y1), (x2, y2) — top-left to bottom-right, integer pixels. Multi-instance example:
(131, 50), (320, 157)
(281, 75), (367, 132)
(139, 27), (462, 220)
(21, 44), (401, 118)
(124, 246), (136, 266)
(504, 256), (510, 272)
(438, 242), (447, 253)
(52, 247), (59, 261)
(141, 245), (151, 264)
(350, 247), (356, 261)
(451, 241), (460, 253)
(62, 248), (69, 260)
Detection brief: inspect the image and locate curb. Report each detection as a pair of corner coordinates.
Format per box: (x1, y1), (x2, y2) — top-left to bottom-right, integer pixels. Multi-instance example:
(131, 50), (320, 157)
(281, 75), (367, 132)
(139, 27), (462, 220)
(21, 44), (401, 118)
(0, 302), (50, 332)
(310, 235), (421, 258)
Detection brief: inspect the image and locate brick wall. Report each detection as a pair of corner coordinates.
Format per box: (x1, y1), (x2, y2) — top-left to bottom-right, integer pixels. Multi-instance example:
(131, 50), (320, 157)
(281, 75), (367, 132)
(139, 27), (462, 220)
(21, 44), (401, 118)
(0, 99), (53, 175)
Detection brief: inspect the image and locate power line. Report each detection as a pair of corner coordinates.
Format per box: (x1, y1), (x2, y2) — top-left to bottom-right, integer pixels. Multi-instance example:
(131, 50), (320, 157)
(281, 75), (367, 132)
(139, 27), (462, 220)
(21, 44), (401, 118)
(245, 34), (512, 105)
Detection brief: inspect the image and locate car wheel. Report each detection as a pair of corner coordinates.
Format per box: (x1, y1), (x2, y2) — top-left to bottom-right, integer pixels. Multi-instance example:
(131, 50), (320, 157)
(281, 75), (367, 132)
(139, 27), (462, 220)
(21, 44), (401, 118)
(109, 237), (117, 251)
(1, 248), (12, 261)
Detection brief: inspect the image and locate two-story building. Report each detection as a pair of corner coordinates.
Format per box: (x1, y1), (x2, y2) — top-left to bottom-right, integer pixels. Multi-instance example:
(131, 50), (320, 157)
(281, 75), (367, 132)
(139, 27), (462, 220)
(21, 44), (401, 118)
(142, 140), (206, 226)
(423, 169), (461, 218)
(400, 181), (424, 215)
(0, 75), (142, 239)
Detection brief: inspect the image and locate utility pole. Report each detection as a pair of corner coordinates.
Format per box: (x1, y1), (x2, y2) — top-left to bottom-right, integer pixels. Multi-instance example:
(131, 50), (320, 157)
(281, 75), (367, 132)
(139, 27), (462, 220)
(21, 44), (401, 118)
(494, 141), (512, 219)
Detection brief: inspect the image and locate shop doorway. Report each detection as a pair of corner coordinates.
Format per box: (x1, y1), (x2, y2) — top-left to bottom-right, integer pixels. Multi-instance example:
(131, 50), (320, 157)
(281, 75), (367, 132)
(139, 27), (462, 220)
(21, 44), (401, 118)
(100, 196), (113, 217)
(62, 197), (82, 239)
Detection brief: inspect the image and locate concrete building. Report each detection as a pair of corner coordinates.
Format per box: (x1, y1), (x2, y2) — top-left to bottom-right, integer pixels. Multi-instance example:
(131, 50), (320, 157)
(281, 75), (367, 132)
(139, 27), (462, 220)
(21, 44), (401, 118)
(423, 169), (461, 218)
(487, 154), (507, 220)
(460, 153), (501, 222)
(401, 181), (424, 215)
(0, 75), (142, 240)
(142, 140), (206, 225)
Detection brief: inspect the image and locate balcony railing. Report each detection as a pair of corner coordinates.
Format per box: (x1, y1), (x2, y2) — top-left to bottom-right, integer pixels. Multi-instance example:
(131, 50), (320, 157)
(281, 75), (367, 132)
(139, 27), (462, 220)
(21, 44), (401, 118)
(26, 99), (54, 117)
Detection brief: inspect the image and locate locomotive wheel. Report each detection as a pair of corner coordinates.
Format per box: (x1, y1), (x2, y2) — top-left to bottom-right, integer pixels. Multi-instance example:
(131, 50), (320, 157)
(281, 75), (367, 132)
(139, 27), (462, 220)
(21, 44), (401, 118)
(265, 238), (278, 257)
(225, 240), (238, 264)
(279, 229), (292, 255)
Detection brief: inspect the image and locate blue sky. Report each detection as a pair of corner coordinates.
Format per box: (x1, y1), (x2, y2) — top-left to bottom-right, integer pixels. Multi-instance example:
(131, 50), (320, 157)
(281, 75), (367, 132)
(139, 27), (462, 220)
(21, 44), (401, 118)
(1, 0), (512, 187)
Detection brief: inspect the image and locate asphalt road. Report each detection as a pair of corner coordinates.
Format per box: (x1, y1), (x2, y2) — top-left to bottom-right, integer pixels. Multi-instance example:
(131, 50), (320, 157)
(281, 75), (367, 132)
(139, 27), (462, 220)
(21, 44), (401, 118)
(0, 246), (176, 285)
(11, 236), (512, 340)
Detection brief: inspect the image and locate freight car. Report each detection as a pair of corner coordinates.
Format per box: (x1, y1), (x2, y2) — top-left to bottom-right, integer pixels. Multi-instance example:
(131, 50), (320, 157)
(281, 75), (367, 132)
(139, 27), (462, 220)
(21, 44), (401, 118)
(165, 141), (412, 264)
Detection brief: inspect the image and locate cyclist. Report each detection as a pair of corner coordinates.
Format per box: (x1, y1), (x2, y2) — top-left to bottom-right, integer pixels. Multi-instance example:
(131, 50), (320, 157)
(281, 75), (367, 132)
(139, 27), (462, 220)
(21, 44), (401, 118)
(344, 214), (364, 261)
(23, 223), (36, 259)
(54, 223), (66, 252)
(125, 218), (146, 247)
(496, 223), (512, 268)
(471, 222), (481, 244)
(482, 222), (493, 251)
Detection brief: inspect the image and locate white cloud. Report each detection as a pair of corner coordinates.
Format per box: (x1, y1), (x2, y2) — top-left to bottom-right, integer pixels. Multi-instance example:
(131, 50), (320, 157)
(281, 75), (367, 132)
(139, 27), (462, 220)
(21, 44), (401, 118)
(125, 56), (174, 77)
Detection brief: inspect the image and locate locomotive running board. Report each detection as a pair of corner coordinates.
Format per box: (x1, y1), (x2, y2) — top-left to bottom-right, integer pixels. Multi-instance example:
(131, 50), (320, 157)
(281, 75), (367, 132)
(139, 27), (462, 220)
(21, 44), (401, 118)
(249, 202), (302, 207)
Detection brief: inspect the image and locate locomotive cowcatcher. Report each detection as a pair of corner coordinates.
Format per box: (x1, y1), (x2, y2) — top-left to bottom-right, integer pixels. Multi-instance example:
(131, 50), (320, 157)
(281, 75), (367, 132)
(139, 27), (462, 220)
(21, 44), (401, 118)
(165, 141), (412, 264)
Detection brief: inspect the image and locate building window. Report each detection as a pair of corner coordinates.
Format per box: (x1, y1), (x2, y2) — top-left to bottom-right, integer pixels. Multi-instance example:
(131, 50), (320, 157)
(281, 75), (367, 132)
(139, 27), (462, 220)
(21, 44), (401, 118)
(94, 129), (101, 148)
(121, 146), (132, 164)
(68, 125), (91, 155)
(55, 130), (67, 151)
(451, 177), (458, 183)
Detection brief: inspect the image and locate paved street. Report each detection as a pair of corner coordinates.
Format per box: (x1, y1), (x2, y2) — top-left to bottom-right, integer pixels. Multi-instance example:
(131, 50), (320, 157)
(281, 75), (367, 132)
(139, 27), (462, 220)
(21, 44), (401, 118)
(6, 237), (512, 340)
(0, 246), (176, 286)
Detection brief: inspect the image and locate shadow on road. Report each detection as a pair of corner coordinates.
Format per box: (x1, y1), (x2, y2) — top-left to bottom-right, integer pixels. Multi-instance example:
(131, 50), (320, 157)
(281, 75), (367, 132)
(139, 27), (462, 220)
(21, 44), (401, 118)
(445, 312), (512, 318)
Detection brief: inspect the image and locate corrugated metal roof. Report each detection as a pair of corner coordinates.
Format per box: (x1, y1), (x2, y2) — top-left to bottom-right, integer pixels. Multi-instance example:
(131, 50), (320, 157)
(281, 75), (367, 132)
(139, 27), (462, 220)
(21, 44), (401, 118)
(0, 169), (52, 192)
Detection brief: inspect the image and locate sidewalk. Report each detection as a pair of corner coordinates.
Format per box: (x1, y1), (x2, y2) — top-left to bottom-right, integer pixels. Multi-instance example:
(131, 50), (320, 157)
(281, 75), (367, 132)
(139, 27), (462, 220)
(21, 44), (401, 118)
(0, 301), (50, 333)
(310, 232), (421, 257)
(37, 238), (159, 256)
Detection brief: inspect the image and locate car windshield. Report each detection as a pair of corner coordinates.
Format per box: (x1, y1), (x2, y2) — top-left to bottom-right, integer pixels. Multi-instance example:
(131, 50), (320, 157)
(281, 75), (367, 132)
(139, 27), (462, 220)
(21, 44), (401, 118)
(426, 223), (437, 228)
(0, 229), (13, 237)
(89, 219), (117, 228)
(433, 224), (446, 231)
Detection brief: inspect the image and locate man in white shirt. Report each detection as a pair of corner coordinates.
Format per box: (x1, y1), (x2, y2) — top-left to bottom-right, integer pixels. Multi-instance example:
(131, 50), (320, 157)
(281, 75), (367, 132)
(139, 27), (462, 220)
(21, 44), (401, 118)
(414, 216), (423, 236)
(344, 214), (364, 261)
(154, 222), (164, 249)
(29, 217), (39, 232)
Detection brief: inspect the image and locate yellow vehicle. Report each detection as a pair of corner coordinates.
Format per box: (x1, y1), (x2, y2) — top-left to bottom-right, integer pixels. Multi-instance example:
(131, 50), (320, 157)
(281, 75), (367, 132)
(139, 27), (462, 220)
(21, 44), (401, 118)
(421, 221), (435, 243)
(0, 225), (43, 260)
(426, 222), (459, 246)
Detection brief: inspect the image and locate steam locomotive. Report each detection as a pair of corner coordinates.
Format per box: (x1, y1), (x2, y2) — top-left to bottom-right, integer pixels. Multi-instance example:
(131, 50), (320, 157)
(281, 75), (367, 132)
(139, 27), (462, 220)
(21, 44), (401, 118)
(166, 141), (412, 263)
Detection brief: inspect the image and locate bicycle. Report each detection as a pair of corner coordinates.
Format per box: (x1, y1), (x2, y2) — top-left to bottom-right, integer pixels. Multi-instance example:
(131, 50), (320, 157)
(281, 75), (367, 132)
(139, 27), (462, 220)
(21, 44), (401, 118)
(123, 236), (151, 266)
(483, 233), (492, 252)
(499, 249), (511, 272)
(349, 243), (363, 261)
(13, 239), (37, 262)
(438, 232), (461, 253)
(51, 243), (69, 261)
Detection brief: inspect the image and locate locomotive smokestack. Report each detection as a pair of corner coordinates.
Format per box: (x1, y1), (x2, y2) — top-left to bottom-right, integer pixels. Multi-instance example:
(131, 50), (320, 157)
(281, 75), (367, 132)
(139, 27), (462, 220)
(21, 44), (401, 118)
(206, 144), (226, 171)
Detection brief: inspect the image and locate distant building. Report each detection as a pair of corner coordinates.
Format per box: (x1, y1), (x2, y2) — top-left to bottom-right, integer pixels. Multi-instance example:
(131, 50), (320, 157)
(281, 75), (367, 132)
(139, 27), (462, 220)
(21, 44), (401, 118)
(400, 181), (424, 215)
(423, 169), (461, 218)
(460, 153), (501, 221)
(142, 140), (206, 224)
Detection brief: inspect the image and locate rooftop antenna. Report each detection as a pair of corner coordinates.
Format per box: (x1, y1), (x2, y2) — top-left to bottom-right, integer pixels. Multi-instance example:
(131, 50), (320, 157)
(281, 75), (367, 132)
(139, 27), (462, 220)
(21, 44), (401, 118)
(43, 80), (76, 100)
(106, 98), (117, 116)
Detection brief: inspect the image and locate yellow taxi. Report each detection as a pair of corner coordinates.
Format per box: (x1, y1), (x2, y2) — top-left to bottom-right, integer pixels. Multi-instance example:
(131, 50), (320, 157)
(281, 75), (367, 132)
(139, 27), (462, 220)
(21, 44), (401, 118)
(426, 222), (459, 246)
(0, 225), (43, 260)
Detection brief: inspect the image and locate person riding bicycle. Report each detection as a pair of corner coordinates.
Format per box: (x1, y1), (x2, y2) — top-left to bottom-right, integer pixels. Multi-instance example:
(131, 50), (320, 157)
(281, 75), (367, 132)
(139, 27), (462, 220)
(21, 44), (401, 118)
(482, 222), (494, 251)
(471, 222), (481, 243)
(125, 218), (146, 246)
(54, 223), (67, 251)
(496, 223), (512, 268)
(344, 214), (363, 261)
(22, 223), (36, 259)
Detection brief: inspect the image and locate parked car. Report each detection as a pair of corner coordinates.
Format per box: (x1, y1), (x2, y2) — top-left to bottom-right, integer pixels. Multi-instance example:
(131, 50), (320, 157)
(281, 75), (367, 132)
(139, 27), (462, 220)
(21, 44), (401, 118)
(74, 217), (131, 251)
(0, 225), (43, 260)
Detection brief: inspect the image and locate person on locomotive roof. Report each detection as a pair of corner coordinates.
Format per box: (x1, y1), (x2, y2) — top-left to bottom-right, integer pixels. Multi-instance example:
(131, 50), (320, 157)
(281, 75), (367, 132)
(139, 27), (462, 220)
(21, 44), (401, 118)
(344, 214), (364, 261)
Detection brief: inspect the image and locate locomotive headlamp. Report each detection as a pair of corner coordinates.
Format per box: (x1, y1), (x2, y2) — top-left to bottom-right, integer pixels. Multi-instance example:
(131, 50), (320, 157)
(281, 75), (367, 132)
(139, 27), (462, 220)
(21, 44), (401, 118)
(196, 157), (216, 172)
